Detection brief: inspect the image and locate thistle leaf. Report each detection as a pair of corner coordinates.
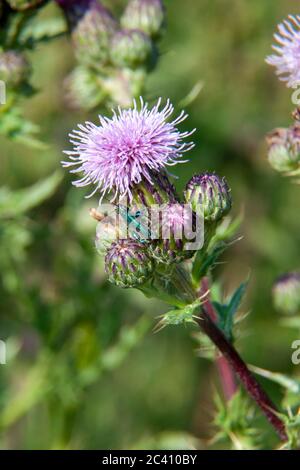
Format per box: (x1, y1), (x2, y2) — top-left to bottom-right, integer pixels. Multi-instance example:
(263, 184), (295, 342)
(213, 280), (248, 341)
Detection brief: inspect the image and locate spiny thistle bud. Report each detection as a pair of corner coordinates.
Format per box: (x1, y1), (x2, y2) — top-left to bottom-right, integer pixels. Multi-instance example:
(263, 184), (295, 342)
(110, 29), (155, 70)
(64, 66), (106, 110)
(273, 273), (300, 315)
(121, 0), (165, 38)
(103, 68), (146, 108)
(185, 172), (232, 223)
(71, 0), (117, 68)
(105, 239), (154, 288)
(151, 203), (195, 264)
(6, 0), (45, 10)
(0, 51), (29, 87)
(131, 172), (178, 207)
(266, 125), (300, 173)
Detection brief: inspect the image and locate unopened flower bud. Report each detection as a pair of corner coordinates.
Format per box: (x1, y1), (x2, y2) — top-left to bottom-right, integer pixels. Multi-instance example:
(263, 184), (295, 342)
(131, 172), (178, 207)
(104, 68), (146, 107)
(266, 125), (300, 173)
(151, 203), (195, 264)
(121, 0), (165, 38)
(185, 172), (231, 223)
(105, 239), (154, 288)
(71, 0), (117, 68)
(273, 273), (300, 315)
(6, 0), (45, 10)
(0, 51), (29, 87)
(64, 66), (106, 110)
(110, 29), (155, 69)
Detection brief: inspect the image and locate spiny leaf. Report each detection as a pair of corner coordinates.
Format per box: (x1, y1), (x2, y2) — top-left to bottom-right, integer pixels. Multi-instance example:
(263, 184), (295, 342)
(195, 242), (227, 279)
(226, 280), (248, 319)
(213, 280), (248, 341)
(212, 390), (259, 450)
(156, 299), (202, 329)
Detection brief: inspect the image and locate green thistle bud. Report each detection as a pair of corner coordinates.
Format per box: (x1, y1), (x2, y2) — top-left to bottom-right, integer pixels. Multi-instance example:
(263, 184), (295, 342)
(184, 172), (232, 223)
(273, 273), (300, 315)
(105, 239), (154, 288)
(110, 29), (155, 69)
(6, 0), (45, 10)
(0, 51), (29, 87)
(103, 68), (146, 107)
(72, 0), (117, 68)
(64, 66), (106, 110)
(121, 0), (165, 38)
(266, 126), (300, 173)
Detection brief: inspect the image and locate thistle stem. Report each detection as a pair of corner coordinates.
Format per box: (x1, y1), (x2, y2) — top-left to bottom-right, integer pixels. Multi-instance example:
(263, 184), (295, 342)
(200, 277), (237, 401)
(196, 304), (288, 442)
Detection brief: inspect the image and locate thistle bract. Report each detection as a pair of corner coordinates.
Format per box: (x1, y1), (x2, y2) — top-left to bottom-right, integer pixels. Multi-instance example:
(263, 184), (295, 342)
(110, 29), (155, 69)
(71, 0), (117, 68)
(62, 97), (195, 201)
(105, 239), (154, 288)
(266, 125), (300, 173)
(121, 0), (165, 38)
(0, 51), (29, 87)
(273, 273), (300, 315)
(185, 173), (231, 223)
(131, 171), (178, 207)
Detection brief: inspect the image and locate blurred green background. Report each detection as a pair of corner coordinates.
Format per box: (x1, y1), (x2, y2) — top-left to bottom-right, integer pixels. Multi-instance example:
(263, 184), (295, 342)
(1, 0), (300, 449)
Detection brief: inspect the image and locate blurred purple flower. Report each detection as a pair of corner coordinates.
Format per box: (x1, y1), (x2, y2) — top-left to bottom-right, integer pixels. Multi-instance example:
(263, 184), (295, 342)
(266, 15), (300, 88)
(62, 98), (195, 201)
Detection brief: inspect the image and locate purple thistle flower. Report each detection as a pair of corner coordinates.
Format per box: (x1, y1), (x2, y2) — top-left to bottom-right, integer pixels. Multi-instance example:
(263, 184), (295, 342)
(62, 97), (195, 201)
(266, 15), (300, 88)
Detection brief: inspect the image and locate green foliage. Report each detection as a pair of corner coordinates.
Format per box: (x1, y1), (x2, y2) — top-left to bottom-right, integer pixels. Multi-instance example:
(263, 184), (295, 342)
(0, 171), (62, 218)
(213, 280), (248, 341)
(212, 391), (259, 450)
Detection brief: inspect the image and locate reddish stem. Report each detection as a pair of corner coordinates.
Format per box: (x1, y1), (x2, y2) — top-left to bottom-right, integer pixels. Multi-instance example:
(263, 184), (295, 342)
(200, 277), (237, 401)
(196, 306), (288, 442)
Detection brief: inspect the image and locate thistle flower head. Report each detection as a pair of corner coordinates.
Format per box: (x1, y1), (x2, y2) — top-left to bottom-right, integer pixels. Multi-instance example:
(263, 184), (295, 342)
(266, 15), (300, 88)
(110, 29), (155, 69)
(0, 50), (29, 87)
(266, 124), (300, 173)
(151, 203), (195, 264)
(62, 97), (195, 201)
(71, 0), (117, 67)
(64, 66), (105, 111)
(121, 0), (165, 38)
(105, 239), (154, 288)
(273, 272), (300, 315)
(185, 172), (231, 223)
